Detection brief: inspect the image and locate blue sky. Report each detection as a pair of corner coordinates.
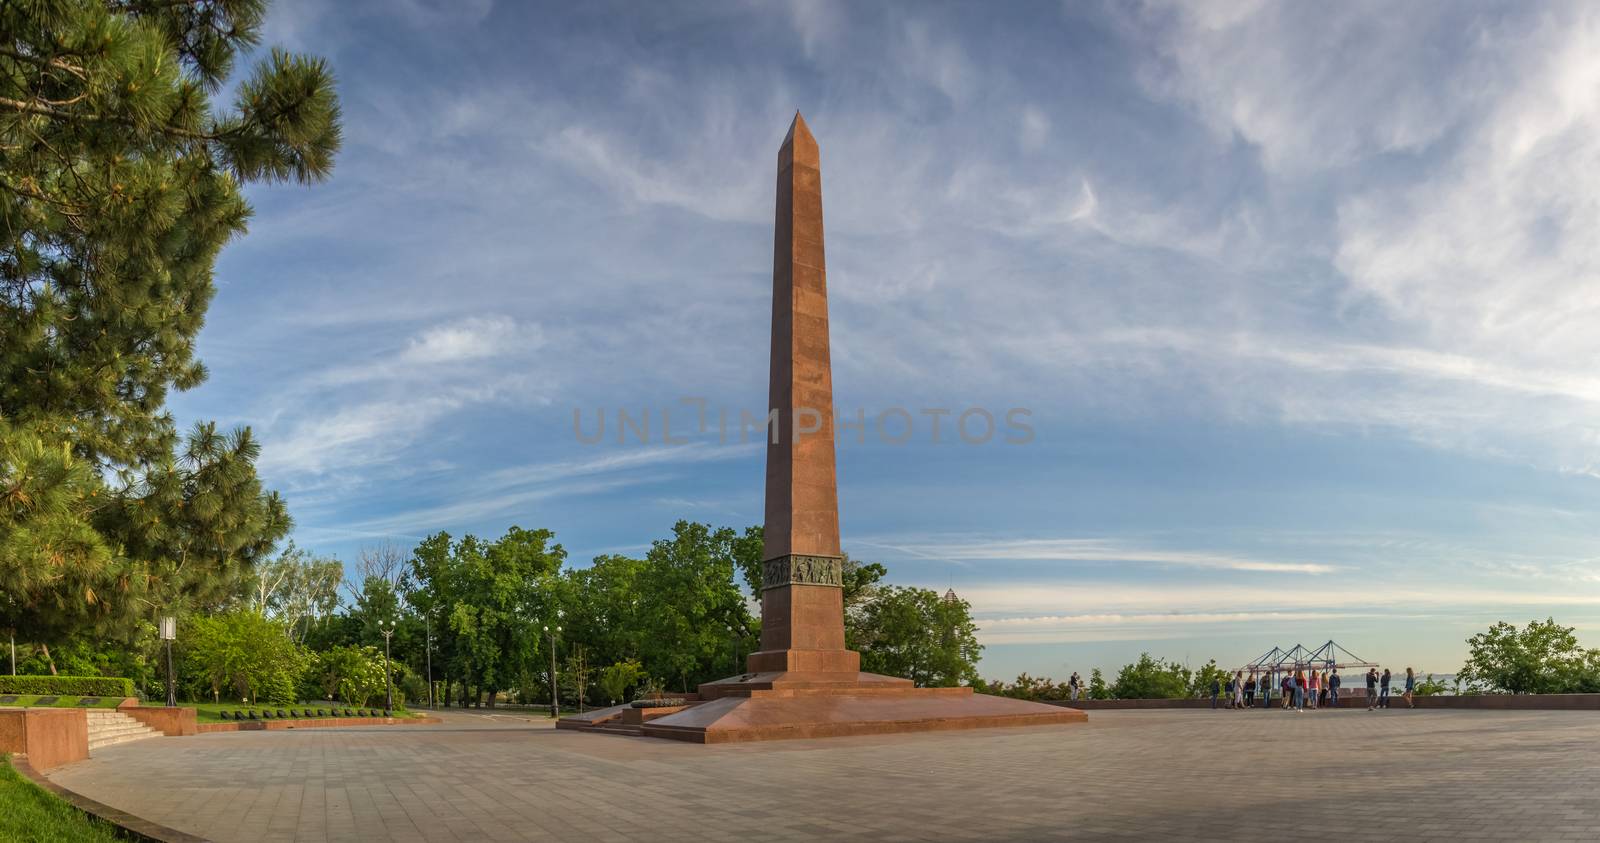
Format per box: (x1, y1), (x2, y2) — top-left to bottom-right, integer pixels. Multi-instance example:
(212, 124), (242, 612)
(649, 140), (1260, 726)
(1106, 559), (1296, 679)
(170, 0), (1600, 681)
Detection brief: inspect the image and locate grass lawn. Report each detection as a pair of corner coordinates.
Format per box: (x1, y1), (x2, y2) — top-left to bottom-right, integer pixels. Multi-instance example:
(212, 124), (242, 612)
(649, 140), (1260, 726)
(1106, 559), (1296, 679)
(184, 701), (417, 723)
(0, 755), (121, 843)
(0, 696), (124, 709)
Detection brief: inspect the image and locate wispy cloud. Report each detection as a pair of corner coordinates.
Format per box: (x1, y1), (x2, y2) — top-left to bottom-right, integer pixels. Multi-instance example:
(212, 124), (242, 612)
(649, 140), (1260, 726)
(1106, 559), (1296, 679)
(889, 537), (1335, 574)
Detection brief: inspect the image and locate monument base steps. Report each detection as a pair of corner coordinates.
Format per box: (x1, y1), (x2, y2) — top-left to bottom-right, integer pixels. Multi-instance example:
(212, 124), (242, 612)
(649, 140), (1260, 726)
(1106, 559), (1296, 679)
(635, 681), (1086, 744)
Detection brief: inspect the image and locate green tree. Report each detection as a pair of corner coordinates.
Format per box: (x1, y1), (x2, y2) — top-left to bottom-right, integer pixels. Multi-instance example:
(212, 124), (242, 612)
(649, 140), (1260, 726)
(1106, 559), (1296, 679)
(1188, 659), (1230, 699)
(2, 0), (340, 467)
(1, 0), (340, 651)
(1413, 673), (1450, 697)
(181, 609), (304, 704)
(1458, 618), (1600, 694)
(248, 542), (342, 642)
(96, 422), (291, 615)
(853, 586), (982, 687)
(597, 659), (644, 705)
(637, 521), (754, 691)
(1110, 653), (1192, 699)
(0, 420), (131, 671)
(1087, 668), (1110, 699)
(304, 644), (387, 707)
(404, 527), (561, 707)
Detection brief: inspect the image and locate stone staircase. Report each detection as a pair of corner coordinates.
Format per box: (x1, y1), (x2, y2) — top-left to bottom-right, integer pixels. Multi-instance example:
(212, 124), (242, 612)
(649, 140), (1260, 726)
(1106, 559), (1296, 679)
(86, 710), (161, 751)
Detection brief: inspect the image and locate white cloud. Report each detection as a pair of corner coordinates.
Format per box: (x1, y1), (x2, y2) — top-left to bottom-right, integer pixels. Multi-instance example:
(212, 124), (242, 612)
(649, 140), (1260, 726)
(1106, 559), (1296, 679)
(873, 537), (1335, 574)
(1138, 0), (1495, 174)
(1018, 106), (1050, 152)
(399, 315), (531, 365)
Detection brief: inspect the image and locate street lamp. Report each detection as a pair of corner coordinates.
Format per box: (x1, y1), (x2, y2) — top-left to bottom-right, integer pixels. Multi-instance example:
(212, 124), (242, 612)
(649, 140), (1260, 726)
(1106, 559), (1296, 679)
(377, 619), (395, 712)
(424, 612), (434, 709)
(543, 623), (562, 719)
(159, 616), (177, 707)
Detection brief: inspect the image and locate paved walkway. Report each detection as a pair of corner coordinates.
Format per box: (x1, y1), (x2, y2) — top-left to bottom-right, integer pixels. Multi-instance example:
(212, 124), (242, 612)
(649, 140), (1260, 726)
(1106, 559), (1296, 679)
(47, 707), (1600, 842)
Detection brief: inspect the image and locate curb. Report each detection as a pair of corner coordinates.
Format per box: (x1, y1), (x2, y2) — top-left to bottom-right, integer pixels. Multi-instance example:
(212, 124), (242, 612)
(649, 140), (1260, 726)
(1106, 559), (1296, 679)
(9, 755), (210, 843)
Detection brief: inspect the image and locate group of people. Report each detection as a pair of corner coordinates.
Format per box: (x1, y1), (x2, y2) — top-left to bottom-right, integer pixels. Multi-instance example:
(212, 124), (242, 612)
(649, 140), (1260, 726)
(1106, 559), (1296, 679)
(1211, 666), (1417, 711)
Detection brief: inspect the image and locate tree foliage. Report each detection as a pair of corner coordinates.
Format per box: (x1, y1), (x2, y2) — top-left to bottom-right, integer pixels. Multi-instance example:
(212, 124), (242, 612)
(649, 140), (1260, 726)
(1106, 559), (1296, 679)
(1458, 618), (1600, 694)
(1188, 659), (1229, 698)
(1, 0), (340, 465)
(304, 644), (389, 707)
(1110, 653), (1193, 700)
(853, 585), (981, 687)
(248, 542), (341, 642)
(0, 419), (130, 648)
(1, 0), (340, 651)
(181, 609), (303, 704)
(597, 658), (644, 705)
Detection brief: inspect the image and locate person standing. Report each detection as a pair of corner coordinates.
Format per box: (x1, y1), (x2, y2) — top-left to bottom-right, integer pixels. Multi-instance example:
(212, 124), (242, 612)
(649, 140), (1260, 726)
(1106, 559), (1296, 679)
(1404, 667), (1416, 709)
(1295, 670), (1306, 710)
(1282, 673), (1294, 709)
(1329, 668), (1340, 708)
(1307, 669), (1319, 710)
(1380, 668), (1392, 709)
(1068, 672), (1081, 702)
(1366, 667), (1379, 710)
(1233, 671), (1245, 709)
(1210, 675), (1222, 710)
(1244, 673), (1256, 708)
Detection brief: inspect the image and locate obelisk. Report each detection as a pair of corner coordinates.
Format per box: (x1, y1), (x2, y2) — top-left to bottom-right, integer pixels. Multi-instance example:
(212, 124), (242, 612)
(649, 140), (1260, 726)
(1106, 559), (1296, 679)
(559, 114), (1087, 741)
(746, 112), (858, 675)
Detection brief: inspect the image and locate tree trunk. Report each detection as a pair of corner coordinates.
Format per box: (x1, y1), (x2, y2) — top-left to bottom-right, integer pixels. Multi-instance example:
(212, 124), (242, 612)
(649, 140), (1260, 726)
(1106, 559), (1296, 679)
(40, 643), (57, 675)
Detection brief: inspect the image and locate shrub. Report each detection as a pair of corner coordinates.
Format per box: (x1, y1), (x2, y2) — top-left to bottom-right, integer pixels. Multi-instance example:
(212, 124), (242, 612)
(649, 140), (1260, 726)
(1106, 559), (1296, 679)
(181, 611), (307, 704)
(303, 645), (389, 707)
(0, 676), (135, 697)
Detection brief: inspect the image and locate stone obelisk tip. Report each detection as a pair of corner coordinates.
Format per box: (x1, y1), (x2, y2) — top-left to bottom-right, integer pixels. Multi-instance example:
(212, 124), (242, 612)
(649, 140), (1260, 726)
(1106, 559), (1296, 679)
(779, 111), (819, 169)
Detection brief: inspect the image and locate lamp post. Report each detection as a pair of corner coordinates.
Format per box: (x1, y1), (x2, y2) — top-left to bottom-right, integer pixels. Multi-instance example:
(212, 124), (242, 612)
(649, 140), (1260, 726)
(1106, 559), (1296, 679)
(543, 623), (561, 719)
(377, 619), (395, 712)
(424, 612), (434, 709)
(159, 616), (177, 707)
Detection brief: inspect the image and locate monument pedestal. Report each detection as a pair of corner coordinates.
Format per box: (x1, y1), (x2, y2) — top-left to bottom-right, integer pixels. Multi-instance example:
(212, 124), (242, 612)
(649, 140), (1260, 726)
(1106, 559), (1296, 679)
(638, 667), (1085, 743)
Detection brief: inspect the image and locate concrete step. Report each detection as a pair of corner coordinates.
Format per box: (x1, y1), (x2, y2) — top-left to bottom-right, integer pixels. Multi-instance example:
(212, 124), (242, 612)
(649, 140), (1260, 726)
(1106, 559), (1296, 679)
(592, 724), (644, 736)
(89, 730), (159, 750)
(86, 711), (160, 752)
(89, 724), (155, 739)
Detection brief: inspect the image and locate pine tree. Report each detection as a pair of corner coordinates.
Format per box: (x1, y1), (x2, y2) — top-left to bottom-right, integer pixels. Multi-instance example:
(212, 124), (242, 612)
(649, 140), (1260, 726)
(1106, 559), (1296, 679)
(0, 1), (340, 646)
(1, 0), (340, 466)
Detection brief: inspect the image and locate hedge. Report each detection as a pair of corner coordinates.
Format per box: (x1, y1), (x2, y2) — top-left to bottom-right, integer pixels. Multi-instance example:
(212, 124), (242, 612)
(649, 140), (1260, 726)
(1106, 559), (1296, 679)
(0, 676), (135, 698)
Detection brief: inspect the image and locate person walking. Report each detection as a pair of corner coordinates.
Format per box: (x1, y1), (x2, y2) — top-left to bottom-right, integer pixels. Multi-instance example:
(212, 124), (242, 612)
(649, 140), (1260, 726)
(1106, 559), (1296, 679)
(1244, 673), (1256, 708)
(1380, 668), (1392, 709)
(1307, 669), (1319, 710)
(1366, 667), (1379, 710)
(1210, 675), (1222, 710)
(1404, 667), (1416, 709)
(1329, 668), (1340, 708)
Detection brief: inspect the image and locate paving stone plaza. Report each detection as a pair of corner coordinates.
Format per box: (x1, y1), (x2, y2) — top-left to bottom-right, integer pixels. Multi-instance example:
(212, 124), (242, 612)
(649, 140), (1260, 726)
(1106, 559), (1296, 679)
(45, 707), (1600, 842)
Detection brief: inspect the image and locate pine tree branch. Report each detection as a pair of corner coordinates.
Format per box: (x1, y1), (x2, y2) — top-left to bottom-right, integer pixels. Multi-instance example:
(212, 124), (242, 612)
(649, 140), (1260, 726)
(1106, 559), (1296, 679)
(0, 47), (88, 79)
(0, 96), (218, 141)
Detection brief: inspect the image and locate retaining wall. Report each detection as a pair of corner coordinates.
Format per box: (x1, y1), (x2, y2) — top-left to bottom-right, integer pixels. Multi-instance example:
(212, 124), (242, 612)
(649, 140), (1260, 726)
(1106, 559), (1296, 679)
(118, 704), (199, 736)
(0, 708), (88, 771)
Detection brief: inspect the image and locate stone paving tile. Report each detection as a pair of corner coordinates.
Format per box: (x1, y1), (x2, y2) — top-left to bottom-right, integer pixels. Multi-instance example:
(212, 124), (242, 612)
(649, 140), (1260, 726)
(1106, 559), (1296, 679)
(46, 708), (1600, 841)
